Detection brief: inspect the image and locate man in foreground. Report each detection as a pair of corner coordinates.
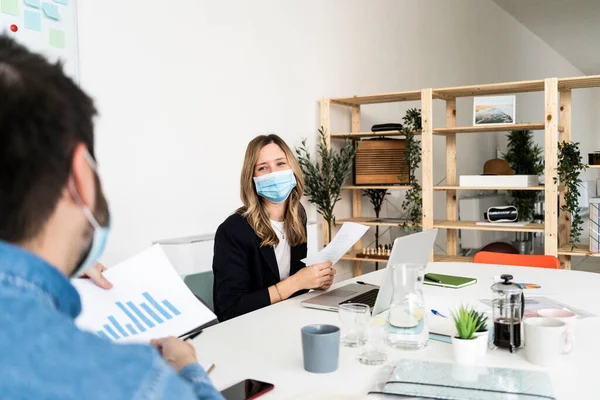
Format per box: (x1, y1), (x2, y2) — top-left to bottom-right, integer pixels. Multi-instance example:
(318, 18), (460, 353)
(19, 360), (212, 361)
(0, 35), (223, 399)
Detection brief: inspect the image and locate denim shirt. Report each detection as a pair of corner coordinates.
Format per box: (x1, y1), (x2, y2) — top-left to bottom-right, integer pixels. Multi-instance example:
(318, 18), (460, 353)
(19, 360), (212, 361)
(0, 241), (224, 400)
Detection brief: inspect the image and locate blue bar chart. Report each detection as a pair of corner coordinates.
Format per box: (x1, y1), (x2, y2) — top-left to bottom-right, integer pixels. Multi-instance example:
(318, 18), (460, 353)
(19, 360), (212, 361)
(96, 292), (181, 340)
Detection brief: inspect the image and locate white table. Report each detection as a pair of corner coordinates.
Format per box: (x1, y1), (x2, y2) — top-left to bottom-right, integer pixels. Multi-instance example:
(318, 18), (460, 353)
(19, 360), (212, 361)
(191, 262), (600, 399)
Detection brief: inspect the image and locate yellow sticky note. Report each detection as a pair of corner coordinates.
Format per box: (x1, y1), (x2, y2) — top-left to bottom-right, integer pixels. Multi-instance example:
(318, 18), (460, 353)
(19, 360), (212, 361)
(1, 0), (19, 16)
(49, 28), (65, 49)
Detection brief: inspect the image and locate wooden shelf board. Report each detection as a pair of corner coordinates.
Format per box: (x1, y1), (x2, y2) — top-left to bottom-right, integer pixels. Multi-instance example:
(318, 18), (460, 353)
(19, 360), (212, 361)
(587, 165), (600, 169)
(330, 90), (422, 106)
(434, 185), (544, 191)
(331, 130), (421, 139)
(433, 123), (546, 134)
(336, 217), (414, 227)
(343, 185), (412, 190)
(558, 75), (600, 91)
(341, 252), (474, 263)
(341, 251), (389, 262)
(557, 245), (600, 257)
(434, 254), (474, 262)
(433, 79), (545, 99)
(433, 220), (544, 233)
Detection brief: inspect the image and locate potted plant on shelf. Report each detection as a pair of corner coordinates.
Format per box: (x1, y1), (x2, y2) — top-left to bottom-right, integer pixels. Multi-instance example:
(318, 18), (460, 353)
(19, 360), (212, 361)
(470, 310), (489, 357)
(556, 141), (587, 249)
(503, 130), (544, 254)
(296, 127), (356, 243)
(400, 108), (422, 232)
(451, 305), (485, 365)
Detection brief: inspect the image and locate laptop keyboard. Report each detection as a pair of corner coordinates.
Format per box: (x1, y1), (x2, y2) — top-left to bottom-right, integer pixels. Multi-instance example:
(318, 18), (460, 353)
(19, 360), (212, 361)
(339, 288), (380, 308)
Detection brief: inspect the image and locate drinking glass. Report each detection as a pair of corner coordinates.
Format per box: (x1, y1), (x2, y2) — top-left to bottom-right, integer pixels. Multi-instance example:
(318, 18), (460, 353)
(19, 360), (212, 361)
(339, 303), (370, 347)
(358, 319), (388, 365)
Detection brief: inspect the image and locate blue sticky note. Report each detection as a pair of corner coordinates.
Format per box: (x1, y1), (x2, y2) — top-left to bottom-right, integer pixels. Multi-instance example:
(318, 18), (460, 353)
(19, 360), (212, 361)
(24, 0), (40, 9)
(41, 1), (58, 20)
(24, 9), (41, 31)
(52, 0), (67, 4)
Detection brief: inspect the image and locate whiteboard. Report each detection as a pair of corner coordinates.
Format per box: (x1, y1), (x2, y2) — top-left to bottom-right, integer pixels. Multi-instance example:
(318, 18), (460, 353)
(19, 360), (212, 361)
(0, 0), (79, 80)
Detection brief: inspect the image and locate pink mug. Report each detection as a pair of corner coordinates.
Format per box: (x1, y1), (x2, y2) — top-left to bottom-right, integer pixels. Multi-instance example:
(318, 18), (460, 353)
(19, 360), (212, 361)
(536, 308), (576, 353)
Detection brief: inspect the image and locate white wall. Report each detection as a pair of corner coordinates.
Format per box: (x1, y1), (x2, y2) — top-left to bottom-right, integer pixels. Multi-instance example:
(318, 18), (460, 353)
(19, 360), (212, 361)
(77, 0), (600, 276)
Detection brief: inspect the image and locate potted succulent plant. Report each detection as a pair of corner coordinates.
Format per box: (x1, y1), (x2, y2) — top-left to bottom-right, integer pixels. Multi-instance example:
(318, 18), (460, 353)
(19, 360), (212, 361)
(451, 305), (485, 365)
(470, 310), (489, 357)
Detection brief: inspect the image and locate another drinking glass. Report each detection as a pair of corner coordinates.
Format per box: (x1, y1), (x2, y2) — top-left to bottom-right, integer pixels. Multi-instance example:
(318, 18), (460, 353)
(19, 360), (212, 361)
(339, 303), (370, 347)
(358, 319), (388, 365)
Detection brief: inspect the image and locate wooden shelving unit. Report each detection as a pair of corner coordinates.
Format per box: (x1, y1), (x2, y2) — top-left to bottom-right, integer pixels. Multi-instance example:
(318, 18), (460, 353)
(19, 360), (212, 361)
(433, 220), (544, 233)
(330, 131), (419, 139)
(335, 217), (414, 228)
(343, 185), (412, 191)
(557, 245), (600, 257)
(340, 251), (473, 263)
(322, 74), (600, 275)
(432, 123), (547, 135)
(434, 186), (544, 191)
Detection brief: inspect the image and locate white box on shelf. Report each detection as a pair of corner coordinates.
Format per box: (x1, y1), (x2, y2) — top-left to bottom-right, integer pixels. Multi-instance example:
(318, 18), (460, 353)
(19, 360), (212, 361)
(459, 175), (539, 188)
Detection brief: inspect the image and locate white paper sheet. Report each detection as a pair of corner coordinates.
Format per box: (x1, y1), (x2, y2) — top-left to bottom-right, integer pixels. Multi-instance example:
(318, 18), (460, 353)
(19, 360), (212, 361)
(73, 245), (216, 343)
(301, 222), (369, 265)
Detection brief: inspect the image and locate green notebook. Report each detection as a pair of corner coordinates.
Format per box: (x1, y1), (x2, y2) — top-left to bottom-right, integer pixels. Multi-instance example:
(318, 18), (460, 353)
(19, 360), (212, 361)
(424, 273), (477, 288)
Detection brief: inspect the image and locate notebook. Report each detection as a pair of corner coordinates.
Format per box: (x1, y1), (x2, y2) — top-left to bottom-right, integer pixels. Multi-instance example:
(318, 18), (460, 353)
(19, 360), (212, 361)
(424, 273), (477, 289)
(373, 359), (555, 399)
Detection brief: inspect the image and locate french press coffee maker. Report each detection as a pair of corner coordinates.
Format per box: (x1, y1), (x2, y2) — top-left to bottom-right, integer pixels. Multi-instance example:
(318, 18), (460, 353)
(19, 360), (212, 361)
(491, 274), (524, 353)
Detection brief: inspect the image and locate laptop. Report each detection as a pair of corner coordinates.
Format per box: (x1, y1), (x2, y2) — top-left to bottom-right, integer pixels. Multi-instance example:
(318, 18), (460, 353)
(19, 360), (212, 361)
(301, 229), (438, 313)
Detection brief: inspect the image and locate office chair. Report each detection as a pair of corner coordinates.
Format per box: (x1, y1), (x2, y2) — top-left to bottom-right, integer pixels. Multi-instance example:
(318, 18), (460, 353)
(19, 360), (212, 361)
(473, 251), (560, 269)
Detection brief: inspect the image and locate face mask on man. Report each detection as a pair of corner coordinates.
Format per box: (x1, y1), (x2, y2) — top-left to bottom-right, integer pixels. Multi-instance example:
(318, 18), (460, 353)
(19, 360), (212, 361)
(70, 151), (110, 278)
(253, 169), (297, 204)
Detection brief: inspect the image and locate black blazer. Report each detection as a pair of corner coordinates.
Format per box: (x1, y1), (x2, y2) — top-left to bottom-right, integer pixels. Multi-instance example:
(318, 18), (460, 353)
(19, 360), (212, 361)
(212, 211), (308, 322)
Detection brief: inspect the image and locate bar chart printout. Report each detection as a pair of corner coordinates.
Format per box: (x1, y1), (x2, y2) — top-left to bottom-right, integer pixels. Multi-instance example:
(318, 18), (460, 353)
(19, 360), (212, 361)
(73, 245), (217, 343)
(96, 292), (182, 340)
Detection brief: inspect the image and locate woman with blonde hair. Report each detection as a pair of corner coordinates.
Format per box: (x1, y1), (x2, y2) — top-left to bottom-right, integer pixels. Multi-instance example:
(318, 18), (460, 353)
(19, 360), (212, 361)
(212, 134), (334, 321)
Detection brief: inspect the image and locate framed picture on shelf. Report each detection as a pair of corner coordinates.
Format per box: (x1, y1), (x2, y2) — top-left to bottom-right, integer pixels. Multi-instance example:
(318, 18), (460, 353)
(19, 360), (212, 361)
(473, 95), (516, 126)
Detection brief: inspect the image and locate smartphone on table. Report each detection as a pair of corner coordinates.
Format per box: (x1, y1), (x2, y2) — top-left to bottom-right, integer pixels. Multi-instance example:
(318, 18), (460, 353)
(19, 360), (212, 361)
(221, 379), (274, 400)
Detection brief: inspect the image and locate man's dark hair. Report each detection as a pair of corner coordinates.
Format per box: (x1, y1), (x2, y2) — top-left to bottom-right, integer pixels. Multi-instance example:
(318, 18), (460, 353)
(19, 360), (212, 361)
(0, 35), (97, 243)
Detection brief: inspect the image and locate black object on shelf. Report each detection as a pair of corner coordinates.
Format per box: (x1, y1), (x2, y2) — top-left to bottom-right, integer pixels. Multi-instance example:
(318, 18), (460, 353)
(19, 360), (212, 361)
(371, 123), (403, 132)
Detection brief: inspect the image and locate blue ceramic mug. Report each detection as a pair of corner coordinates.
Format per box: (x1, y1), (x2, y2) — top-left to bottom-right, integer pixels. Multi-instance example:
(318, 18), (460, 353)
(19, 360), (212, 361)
(301, 324), (340, 373)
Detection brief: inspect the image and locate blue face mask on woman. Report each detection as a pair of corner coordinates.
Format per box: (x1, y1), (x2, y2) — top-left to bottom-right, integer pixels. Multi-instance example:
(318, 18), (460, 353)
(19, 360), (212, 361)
(70, 151), (111, 278)
(253, 169), (297, 204)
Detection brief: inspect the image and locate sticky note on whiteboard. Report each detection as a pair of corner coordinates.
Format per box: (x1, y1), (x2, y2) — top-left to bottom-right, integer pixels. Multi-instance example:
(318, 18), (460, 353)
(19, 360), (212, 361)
(52, 0), (68, 4)
(49, 28), (65, 49)
(1, 0), (20, 16)
(41, 1), (59, 20)
(24, 10), (41, 31)
(24, 0), (41, 9)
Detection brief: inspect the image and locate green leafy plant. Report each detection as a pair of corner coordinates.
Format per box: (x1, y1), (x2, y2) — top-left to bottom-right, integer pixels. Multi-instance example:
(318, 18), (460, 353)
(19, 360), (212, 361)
(470, 310), (488, 333)
(296, 127), (356, 243)
(400, 108), (422, 231)
(452, 305), (485, 340)
(556, 141), (587, 249)
(503, 130), (544, 221)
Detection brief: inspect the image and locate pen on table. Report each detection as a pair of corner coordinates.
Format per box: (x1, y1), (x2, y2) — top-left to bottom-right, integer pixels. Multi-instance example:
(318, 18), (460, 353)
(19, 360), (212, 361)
(425, 274), (441, 283)
(183, 330), (203, 341)
(431, 309), (447, 318)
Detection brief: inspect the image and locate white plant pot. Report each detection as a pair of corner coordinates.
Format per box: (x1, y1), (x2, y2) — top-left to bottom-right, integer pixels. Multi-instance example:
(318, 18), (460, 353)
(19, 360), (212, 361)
(452, 336), (479, 365)
(473, 330), (489, 357)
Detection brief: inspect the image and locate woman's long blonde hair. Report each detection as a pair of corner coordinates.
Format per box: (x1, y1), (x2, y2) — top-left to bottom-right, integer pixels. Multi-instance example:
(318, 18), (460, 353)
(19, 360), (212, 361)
(239, 134), (307, 247)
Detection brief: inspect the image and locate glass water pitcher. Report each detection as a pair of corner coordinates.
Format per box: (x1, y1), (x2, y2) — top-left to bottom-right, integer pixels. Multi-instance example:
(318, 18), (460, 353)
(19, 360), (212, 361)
(386, 263), (428, 350)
